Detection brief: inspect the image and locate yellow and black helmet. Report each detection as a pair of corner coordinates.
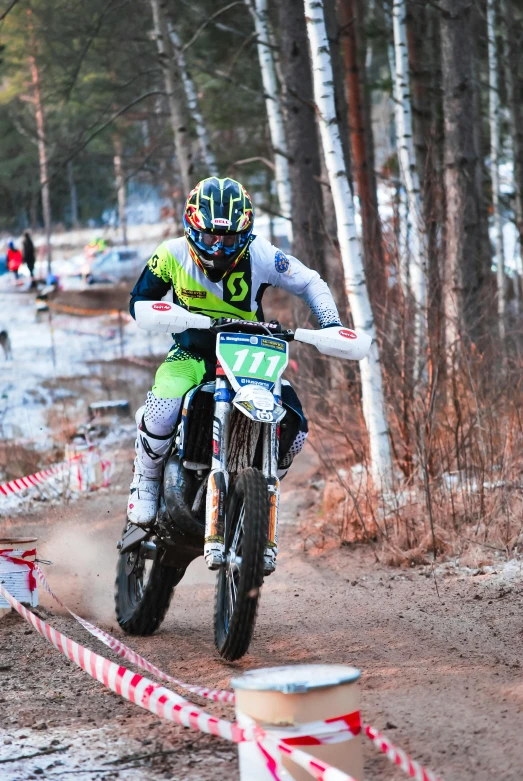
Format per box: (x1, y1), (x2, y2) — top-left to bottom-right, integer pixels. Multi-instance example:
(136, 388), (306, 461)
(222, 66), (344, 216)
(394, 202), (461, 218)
(183, 177), (254, 280)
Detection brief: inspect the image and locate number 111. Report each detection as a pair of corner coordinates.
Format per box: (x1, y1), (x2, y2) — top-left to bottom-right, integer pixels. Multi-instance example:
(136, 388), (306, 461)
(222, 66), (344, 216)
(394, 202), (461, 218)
(232, 349), (280, 378)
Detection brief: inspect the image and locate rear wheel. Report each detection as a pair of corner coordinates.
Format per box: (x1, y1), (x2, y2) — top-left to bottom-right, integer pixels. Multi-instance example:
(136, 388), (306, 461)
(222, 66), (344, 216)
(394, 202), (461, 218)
(115, 527), (185, 635)
(214, 468), (269, 660)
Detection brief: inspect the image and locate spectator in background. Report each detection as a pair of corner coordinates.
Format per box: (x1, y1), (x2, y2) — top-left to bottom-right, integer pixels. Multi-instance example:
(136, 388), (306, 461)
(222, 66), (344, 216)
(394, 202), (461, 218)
(7, 241), (22, 281)
(22, 231), (35, 279)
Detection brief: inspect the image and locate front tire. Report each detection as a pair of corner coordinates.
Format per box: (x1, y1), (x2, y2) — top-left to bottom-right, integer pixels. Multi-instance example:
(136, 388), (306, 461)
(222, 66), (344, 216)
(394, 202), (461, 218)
(115, 530), (185, 635)
(214, 468), (269, 661)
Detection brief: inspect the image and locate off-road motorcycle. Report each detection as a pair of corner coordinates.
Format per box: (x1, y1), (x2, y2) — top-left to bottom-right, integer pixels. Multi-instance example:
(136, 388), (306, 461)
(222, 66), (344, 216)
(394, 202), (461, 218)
(115, 300), (370, 660)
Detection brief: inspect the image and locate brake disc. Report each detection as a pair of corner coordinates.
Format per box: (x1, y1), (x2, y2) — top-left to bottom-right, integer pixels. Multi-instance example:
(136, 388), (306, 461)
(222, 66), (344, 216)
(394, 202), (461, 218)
(124, 546), (144, 577)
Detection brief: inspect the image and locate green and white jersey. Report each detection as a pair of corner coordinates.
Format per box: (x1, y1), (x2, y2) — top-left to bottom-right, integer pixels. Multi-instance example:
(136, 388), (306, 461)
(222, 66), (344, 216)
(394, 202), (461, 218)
(130, 234), (340, 329)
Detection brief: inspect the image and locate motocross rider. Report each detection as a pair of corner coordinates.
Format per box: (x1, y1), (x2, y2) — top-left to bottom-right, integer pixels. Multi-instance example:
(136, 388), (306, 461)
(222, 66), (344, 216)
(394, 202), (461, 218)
(127, 177), (341, 526)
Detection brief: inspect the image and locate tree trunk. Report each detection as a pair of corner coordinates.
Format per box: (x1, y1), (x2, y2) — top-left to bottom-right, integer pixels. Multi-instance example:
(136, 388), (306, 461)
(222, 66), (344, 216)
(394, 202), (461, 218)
(67, 161), (79, 229)
(392, 0), (427, 380)
(150, 0), (193, 194)
(304, 0), (394, 488)
(488, 0), (505, 343)
(339, 0), (386, 325)
(323, 0), (352, 181)
(314, 0), (351, 320)
(501, 0), (523, 306)
(167, 22), (218, 177)
(276, 0), (326, 278)
(406, 0), (444, 380)
(28, 10), (52, 274)
(113, 135), (128, 246)
(440, 0), (489, 355)
(386, 27), (410, 299)
(246, 0), (292, 243)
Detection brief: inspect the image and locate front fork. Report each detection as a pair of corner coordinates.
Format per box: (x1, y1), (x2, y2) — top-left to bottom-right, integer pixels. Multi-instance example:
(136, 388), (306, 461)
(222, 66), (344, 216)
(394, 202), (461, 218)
(203, 377), (281, 573)
(262, 421), (280, 574)
(204, 376), (230, 569)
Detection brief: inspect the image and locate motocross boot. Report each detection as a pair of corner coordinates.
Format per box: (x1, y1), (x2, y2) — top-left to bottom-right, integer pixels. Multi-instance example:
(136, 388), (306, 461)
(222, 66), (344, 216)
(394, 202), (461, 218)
(127, 420), (174, 526)
(127, 394), (183, 526)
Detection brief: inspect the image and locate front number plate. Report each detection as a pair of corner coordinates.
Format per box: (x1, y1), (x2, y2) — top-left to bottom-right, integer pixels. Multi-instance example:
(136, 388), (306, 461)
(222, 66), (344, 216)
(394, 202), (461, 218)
(216, 333), (288, 390)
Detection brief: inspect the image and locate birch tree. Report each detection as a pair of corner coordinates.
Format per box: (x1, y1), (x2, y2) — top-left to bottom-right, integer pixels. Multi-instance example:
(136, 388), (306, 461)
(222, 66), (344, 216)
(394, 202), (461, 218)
(67, 161), (79, 229)
(150, 0), (193, 194)
(488, 0), (505, 342)
(304, 0), (394, 488)
(391, 0), (427, 378)
(112, 134), (128, 246)
(277, 0), (326, 278)
(245, 0), (292, 243)
(501, 0), (523, 310)
(385, 17), (410, 299)
(167, 23), (218, 177)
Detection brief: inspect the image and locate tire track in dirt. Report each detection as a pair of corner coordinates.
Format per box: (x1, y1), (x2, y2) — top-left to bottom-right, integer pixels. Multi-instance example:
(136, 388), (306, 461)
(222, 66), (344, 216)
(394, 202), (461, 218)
(2, 448), (523, 780)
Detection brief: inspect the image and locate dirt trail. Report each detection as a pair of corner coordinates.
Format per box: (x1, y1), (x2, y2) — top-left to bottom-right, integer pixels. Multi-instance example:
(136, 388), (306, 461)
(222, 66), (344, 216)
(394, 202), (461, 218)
(1, 447), (523, 781)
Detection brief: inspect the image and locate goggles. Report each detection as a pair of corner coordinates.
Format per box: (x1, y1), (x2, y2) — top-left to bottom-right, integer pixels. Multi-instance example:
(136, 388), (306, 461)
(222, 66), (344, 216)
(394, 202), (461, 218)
(199, 231), (240, 251)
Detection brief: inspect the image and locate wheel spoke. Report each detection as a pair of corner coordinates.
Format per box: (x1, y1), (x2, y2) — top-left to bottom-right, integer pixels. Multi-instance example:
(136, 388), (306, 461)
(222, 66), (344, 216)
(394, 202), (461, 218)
(231, 506), (245, 553)
(227, 570), (236, 616)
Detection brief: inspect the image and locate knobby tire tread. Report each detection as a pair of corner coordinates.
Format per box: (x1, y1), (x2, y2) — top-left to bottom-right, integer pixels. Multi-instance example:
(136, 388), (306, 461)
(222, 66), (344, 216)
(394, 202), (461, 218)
(115, 539), (184, 635)
(214, 467), (269, 661)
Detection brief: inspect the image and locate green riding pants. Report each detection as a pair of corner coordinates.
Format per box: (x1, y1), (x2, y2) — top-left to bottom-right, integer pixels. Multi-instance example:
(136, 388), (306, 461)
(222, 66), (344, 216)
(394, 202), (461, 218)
(152, 345), (207, 399)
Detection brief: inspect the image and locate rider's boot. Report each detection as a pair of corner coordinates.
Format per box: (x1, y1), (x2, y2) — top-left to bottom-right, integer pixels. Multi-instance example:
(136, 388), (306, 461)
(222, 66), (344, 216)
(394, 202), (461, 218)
(263, 429), (308, 575)
(127, 393), (182, 526)
(276, 429), (308, 481)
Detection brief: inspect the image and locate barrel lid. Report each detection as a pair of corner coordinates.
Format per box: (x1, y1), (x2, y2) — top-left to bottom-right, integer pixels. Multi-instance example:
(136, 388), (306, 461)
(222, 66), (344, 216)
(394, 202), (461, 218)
(0, 537), (38, 545)
(231, 664), (361, 694)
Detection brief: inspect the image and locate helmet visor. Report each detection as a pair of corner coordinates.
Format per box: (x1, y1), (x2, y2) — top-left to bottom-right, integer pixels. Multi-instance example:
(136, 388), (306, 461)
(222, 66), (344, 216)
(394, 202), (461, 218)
(200, 231), (239, 252)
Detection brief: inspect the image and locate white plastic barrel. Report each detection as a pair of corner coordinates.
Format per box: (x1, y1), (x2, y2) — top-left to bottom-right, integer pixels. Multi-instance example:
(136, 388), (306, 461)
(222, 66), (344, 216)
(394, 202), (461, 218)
(232, 664), (363, 781)
(0, 537), (38, 617)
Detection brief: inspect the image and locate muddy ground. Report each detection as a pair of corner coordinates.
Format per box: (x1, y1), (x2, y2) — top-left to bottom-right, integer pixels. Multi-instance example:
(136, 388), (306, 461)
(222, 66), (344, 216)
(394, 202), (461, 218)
(1, 443), (523, 781)
(1, 285), (523, 780)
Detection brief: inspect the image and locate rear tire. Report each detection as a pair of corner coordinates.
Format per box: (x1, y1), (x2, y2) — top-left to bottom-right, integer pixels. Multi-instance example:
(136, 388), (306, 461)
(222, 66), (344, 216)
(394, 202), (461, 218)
(115, 528), (185, 635)
(214, 468), (269, 661)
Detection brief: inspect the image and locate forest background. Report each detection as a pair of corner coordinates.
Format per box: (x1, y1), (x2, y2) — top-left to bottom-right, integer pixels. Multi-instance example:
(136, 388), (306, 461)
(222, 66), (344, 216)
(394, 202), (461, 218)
(2, 0), (523, 564)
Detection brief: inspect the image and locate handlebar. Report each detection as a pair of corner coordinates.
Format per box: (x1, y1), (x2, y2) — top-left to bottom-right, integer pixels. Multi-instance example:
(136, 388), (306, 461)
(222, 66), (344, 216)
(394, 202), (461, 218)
(210, 318), (295, 341)
(134, 300), (371, 360)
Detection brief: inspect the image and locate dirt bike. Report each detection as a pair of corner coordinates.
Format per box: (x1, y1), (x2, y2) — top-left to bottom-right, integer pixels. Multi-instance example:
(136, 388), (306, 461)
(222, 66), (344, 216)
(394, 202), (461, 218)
(114, 300), (370, 661)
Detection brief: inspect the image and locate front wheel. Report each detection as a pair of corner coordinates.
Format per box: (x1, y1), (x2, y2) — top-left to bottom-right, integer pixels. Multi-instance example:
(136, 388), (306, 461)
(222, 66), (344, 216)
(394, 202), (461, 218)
(214, 468), (269, 661)
(115, 529), (185, 635)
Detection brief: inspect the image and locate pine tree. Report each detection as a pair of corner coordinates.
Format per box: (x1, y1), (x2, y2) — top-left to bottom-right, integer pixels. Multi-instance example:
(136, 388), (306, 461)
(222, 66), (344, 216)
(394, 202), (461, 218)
(440, 0), (490, 355)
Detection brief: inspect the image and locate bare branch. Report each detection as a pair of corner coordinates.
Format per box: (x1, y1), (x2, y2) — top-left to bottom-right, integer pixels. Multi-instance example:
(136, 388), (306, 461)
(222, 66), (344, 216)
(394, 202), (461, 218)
(182, 1), (244, 52)
(225, 30), (257, 77)
(48, 90), (165, 181)
(0, 745), (70, 765)
(64, 0), (120, 102)
(0, 0), (21, 23)
(229, 155), (275, 171)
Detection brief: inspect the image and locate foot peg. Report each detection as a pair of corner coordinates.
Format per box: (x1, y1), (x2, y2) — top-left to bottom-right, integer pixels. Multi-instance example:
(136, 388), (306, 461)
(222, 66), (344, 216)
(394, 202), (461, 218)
(263, 546), (277, 576)
(204, 541), (225, 570)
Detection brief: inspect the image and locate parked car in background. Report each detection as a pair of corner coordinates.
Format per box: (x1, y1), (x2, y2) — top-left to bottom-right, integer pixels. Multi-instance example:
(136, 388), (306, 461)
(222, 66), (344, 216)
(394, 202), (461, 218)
(87, 246), (145, 284)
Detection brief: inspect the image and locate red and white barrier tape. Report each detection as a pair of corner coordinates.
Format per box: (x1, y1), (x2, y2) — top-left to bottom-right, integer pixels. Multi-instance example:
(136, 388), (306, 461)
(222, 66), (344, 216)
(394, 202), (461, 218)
(0, 450), (111, 499)
(0, 549), (37, 592)
(364, 725), (442, 781)
(0, 554), (444, 781)
(0, 460), (72, 497)
(34, 563), (235, 705)
(0, 580), (361, 781)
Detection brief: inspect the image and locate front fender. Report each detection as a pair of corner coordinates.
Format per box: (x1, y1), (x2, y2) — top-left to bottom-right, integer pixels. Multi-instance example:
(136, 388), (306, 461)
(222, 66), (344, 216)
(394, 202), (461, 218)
(232, 384), (286, 424)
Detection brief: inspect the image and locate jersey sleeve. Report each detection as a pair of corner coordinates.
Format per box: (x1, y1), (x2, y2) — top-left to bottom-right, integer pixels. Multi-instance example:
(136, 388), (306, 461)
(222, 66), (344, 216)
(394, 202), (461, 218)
(129, 243), (171, 319)
(261, 240), (342, 328)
